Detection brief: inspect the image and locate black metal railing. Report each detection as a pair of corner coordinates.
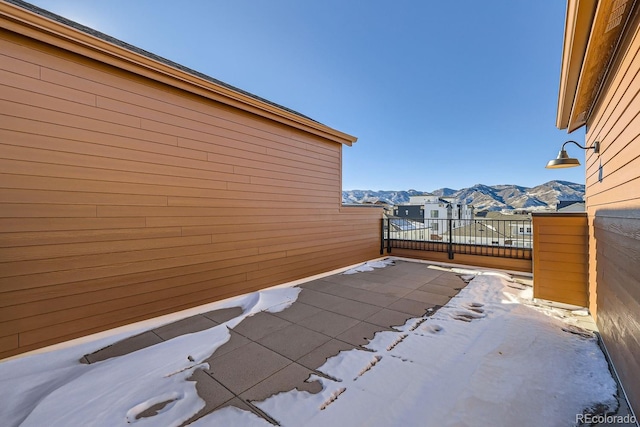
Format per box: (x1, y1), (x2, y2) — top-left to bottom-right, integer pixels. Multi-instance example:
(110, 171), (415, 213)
(381, 217), (533, 260)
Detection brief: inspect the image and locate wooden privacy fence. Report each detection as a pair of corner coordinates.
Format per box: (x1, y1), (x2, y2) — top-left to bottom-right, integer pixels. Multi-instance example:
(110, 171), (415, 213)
(532, 213), (589, 307)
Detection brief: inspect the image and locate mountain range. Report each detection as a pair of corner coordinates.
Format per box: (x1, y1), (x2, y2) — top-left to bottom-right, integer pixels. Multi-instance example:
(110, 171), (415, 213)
(342, 181), (585, 211)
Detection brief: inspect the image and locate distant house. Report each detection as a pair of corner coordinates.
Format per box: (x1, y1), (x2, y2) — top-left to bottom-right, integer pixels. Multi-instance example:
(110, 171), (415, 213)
(442, 219), (532, 248)
(387, 218), (434, 241)
(395, 194), (473, 229)
(471, 212), (532, 243)
(393, 205), (425, 221)
(556, 200), (585, 212)
(0, 0), (382, 358)
(443, 221), (506, 246)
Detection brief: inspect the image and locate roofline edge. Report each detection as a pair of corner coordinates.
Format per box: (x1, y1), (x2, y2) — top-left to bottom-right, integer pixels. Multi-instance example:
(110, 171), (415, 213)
(0, 0), (357, 146)
(556, 0), (597, 131)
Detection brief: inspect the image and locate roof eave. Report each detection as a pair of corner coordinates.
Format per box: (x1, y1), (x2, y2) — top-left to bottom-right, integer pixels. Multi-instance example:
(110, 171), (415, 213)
(557, 0), (638, 132)
(0, 0), (357, 146)
(556, 0), (597, 131)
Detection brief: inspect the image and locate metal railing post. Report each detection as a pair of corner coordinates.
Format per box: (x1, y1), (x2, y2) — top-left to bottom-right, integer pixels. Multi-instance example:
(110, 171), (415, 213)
(380, 218), (384, 255)
(448, 218), (454, 259)
(386, 217), (391, 254)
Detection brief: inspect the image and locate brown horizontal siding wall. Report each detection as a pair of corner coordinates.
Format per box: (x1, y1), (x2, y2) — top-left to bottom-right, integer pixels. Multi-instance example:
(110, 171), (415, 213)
(532, 213), (588, 307)
(582, 9), (640, 414)
(0, 30), (381, 358)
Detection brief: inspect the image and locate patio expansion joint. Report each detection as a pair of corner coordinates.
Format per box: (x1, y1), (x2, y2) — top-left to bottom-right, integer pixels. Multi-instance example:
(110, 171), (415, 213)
(243, 400), (281, 426)
(187, 354), (290, 426)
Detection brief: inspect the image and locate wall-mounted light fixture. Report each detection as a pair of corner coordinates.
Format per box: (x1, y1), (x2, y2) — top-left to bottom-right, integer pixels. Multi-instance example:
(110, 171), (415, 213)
(545, 140), (600, 169)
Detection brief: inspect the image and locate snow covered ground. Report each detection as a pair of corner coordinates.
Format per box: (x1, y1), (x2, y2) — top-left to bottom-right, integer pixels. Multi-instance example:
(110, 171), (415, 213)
(0, 260), (620, 426)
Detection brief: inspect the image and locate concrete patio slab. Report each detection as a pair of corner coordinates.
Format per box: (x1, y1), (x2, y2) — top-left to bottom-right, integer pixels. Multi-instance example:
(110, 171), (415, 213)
(232, 312), (293, 341)
(336, 321), (390, 347)
(270, 301), (323, 323)
(338, 279), (388, 292)
(297, 339), (357, 371)
(387, 298), (436, 317)
(405, 289), (453, 306)
(330, 298), (382, 320)
(360, 264), (410, 277)
(387, 275), (431, 290)
(324, 272), (379, 284)
(349, 271), (399, 284)
(365, 308), (415, 328)
(207, 330), (251, 360)
(202, 306), (244, 324)
(296, 288), (345, 311)
(296, 310), (360, 337)
(367, 283), (413, 298)
(206, 341), (290, 395)
(181, 369), (235, 424)
(153, 315), (218, 341)
(297, 278), (338, 291)
(419, 282), (461, 297)
(83, 331), (163, 363)
(338, 287), (399, 307)
(240, 362), (322, 402)
(257, 324), (331, 361)
(428, 274), (467, 289)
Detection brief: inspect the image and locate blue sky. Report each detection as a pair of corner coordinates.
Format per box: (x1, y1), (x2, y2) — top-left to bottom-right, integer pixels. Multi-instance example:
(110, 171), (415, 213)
(26, 0), (585, 191)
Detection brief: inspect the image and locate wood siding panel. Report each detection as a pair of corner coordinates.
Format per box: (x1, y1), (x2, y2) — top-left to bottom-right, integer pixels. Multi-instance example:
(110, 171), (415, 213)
(0, 51), (40, 78)
(532, 214), (588, 307)
(0, 173), (335, 204)
(0, 30), (381, 358)
(582, 12), (640, 415)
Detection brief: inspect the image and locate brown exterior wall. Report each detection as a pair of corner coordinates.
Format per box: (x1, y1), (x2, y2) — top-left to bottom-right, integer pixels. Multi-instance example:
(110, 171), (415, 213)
(390, 248), (532, 273)
(582, 8), (640, 414)
(532, 213), (588, 307)
(0, 28), (381, 359)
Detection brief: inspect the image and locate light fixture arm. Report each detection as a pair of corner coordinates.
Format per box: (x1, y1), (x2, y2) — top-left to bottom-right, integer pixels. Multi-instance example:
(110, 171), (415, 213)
(545, 140), (600, 169)
(561, 140), (599, 154)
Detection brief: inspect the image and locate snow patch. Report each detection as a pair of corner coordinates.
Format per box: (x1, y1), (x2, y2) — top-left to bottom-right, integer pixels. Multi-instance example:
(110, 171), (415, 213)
(343, 258), (395, 274)
(253, 273), (618, 427)
(0, 267), (618, 427)
(0, 286), (299, 427)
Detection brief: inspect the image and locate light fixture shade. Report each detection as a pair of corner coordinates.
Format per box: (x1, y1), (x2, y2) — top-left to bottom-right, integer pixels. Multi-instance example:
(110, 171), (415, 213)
(545, 149), (581, 168)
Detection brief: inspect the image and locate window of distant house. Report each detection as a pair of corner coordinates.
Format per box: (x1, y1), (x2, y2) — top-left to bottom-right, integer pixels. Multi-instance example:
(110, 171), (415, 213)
(430, 210), (439, 218)
(431, 223), (438, 231)
(405, 209), (409, 215)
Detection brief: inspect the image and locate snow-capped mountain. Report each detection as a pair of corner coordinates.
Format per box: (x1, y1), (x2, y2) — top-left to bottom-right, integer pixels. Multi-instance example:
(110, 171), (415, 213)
(342, 181), (584, 211)
(341, 189), (425, 205)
